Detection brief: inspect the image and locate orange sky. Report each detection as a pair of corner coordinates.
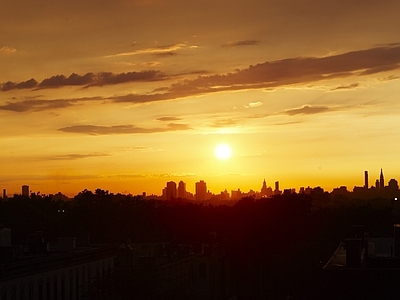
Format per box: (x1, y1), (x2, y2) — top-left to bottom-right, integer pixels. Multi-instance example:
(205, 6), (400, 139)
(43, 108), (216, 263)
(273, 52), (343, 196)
(1, 0), (400, 197)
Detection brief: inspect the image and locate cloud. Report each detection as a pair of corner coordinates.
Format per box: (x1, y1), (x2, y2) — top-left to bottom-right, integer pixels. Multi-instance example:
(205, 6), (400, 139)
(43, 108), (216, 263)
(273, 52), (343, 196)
(272, 121), (304, 126)
(331, 83), (359, 91)
(39, 71), (168, 89)
(121, 146), (162, 152)
(1, 79), (38, 92)
(211, 119), (241, 127)
(284, 105), (331, 115)
(0, 46), (16, 54)
(153, 51), (177, 57)
(0, 97), (101, 112)
(2, 45), (400, 113)
(244, 101), (262, 108)
(156, 116), (182, 121)
(58, 123), (191, 135)
(222, 40), (261, 47)
(1, 70), (168, 91)
(47, 153), (110, 160)
(104, 43), (190, 58)
(108, 44), (400, 106)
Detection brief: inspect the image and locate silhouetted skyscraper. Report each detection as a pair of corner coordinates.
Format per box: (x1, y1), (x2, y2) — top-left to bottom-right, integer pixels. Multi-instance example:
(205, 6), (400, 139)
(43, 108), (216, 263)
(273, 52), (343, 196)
(274, 181), (281, 195)
(380, 168), (385, 189)
(364, 171), (369, 189)
(195, 180), (207, 201)
(165, 181), (177, 200)
(388, 179), (399, 190)
(261, 179), (268, 196)
(22, 185), (29, 197)
(178, 180), (186, 198)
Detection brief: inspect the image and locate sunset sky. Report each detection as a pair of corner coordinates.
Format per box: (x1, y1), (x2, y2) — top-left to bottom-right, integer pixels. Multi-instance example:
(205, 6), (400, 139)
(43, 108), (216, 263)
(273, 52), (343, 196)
(1, 0), (400, 197)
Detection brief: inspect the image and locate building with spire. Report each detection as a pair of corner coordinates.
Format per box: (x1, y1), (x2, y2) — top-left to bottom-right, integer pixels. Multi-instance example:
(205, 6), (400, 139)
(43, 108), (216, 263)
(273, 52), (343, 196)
(260, 179), (272, 197)
(380, 168), (385, 189)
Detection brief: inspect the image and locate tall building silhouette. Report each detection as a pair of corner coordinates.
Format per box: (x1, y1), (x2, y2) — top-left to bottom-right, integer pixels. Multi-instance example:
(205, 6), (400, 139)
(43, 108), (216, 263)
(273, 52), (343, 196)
(178, 180), (186, 198)
(274, 181), (281, 195)
(380, 168), (385, 189)
(195, 180), (207, 201)
(22, 185), (29, 197)
(165, 181), (177, 200)
(261, 179), (268, 195)
(364, 171), (369, 189)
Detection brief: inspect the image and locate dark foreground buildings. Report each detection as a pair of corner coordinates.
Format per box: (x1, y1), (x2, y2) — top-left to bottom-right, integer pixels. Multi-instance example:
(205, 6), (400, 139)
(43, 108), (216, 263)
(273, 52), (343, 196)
(0, 226), (234, 300)
(114, 232), (233, 300)
(324, 224), (400, 299)
(0, 229), (115, 300)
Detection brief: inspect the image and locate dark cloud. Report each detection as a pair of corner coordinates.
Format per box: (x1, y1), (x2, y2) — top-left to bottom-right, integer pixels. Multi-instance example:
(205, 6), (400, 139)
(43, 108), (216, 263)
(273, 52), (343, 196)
(153, 52), (177, 57)
(1, 70), (168, 91)
(156, 116), (182, 121)
(284, 105), (331, 116)
(58, 123), (191, 135)
(1, 78), (38, 91)
(168, 45), (400, 94)
(272, 121), (303, 126)
(2, 45), (400, 112)
(331, 83), (359, 91)
(222, 40), (261, 47)
(39, 70), (168, 88)
(0, 97), (102, 112)
(48, 153), (110, 160)
(211, 119), (241, 127)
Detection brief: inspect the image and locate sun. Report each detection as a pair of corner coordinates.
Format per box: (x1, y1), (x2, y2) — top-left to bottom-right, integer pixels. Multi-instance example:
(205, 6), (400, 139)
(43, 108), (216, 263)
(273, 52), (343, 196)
(215, 144), (232, 160)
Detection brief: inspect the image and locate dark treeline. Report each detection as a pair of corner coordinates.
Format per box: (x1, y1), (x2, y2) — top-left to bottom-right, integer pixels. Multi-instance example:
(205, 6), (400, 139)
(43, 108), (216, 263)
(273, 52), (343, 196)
(0, 189), (397, 299)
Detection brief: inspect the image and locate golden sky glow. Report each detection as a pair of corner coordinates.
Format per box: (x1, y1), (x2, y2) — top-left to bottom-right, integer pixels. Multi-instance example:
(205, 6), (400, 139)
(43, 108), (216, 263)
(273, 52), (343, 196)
(1, 0), (400, 196)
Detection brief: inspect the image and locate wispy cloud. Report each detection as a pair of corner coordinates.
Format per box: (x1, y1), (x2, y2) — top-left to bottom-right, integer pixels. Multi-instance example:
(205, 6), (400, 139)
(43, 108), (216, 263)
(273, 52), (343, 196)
(1, 79), (38, 91)
(0, 46), (17, 54)
(211, 118), (241, 127)
(156, 116), (182, 121)
(0, 97), (102, 112)
(153, 51), (177, 57)
(284, 105), (332, 115)
(104, 43), (189, 58)
(244, 101), (262, 108)
(2, 45), (400, 113)
(222, 40), (261, 47)
(111, 44), (400, 106)
(58, 123), (191, 135)
(47, 153), (110, 160)
(1, 71), (168, 92)
(331, 83), (359, 91)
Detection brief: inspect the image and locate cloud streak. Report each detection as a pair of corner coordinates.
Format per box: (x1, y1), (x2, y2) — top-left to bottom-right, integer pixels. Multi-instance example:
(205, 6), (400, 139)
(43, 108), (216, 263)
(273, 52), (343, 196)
(0, 46), (17, 54)
(222, 40), (261, 47)
(2, 45), (399, 113)
(0, 97), (102, 112)
(104, 43), (190, 58)
(58, 123), (191, 135)
(284, 105), (332, 116)
(115, 44), (400, 104)
(1, 70), (168, 92)
(47, 153), (110, 160)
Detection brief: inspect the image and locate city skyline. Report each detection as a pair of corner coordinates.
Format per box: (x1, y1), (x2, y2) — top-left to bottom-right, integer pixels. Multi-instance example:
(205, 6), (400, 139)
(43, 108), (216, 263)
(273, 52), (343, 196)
(4, 168), (399, 199)
(1, 1), (400, 197)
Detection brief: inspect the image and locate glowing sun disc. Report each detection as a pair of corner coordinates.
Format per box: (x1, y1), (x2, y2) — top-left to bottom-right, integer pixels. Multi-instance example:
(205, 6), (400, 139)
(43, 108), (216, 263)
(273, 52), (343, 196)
(215, 144), (232, 160)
